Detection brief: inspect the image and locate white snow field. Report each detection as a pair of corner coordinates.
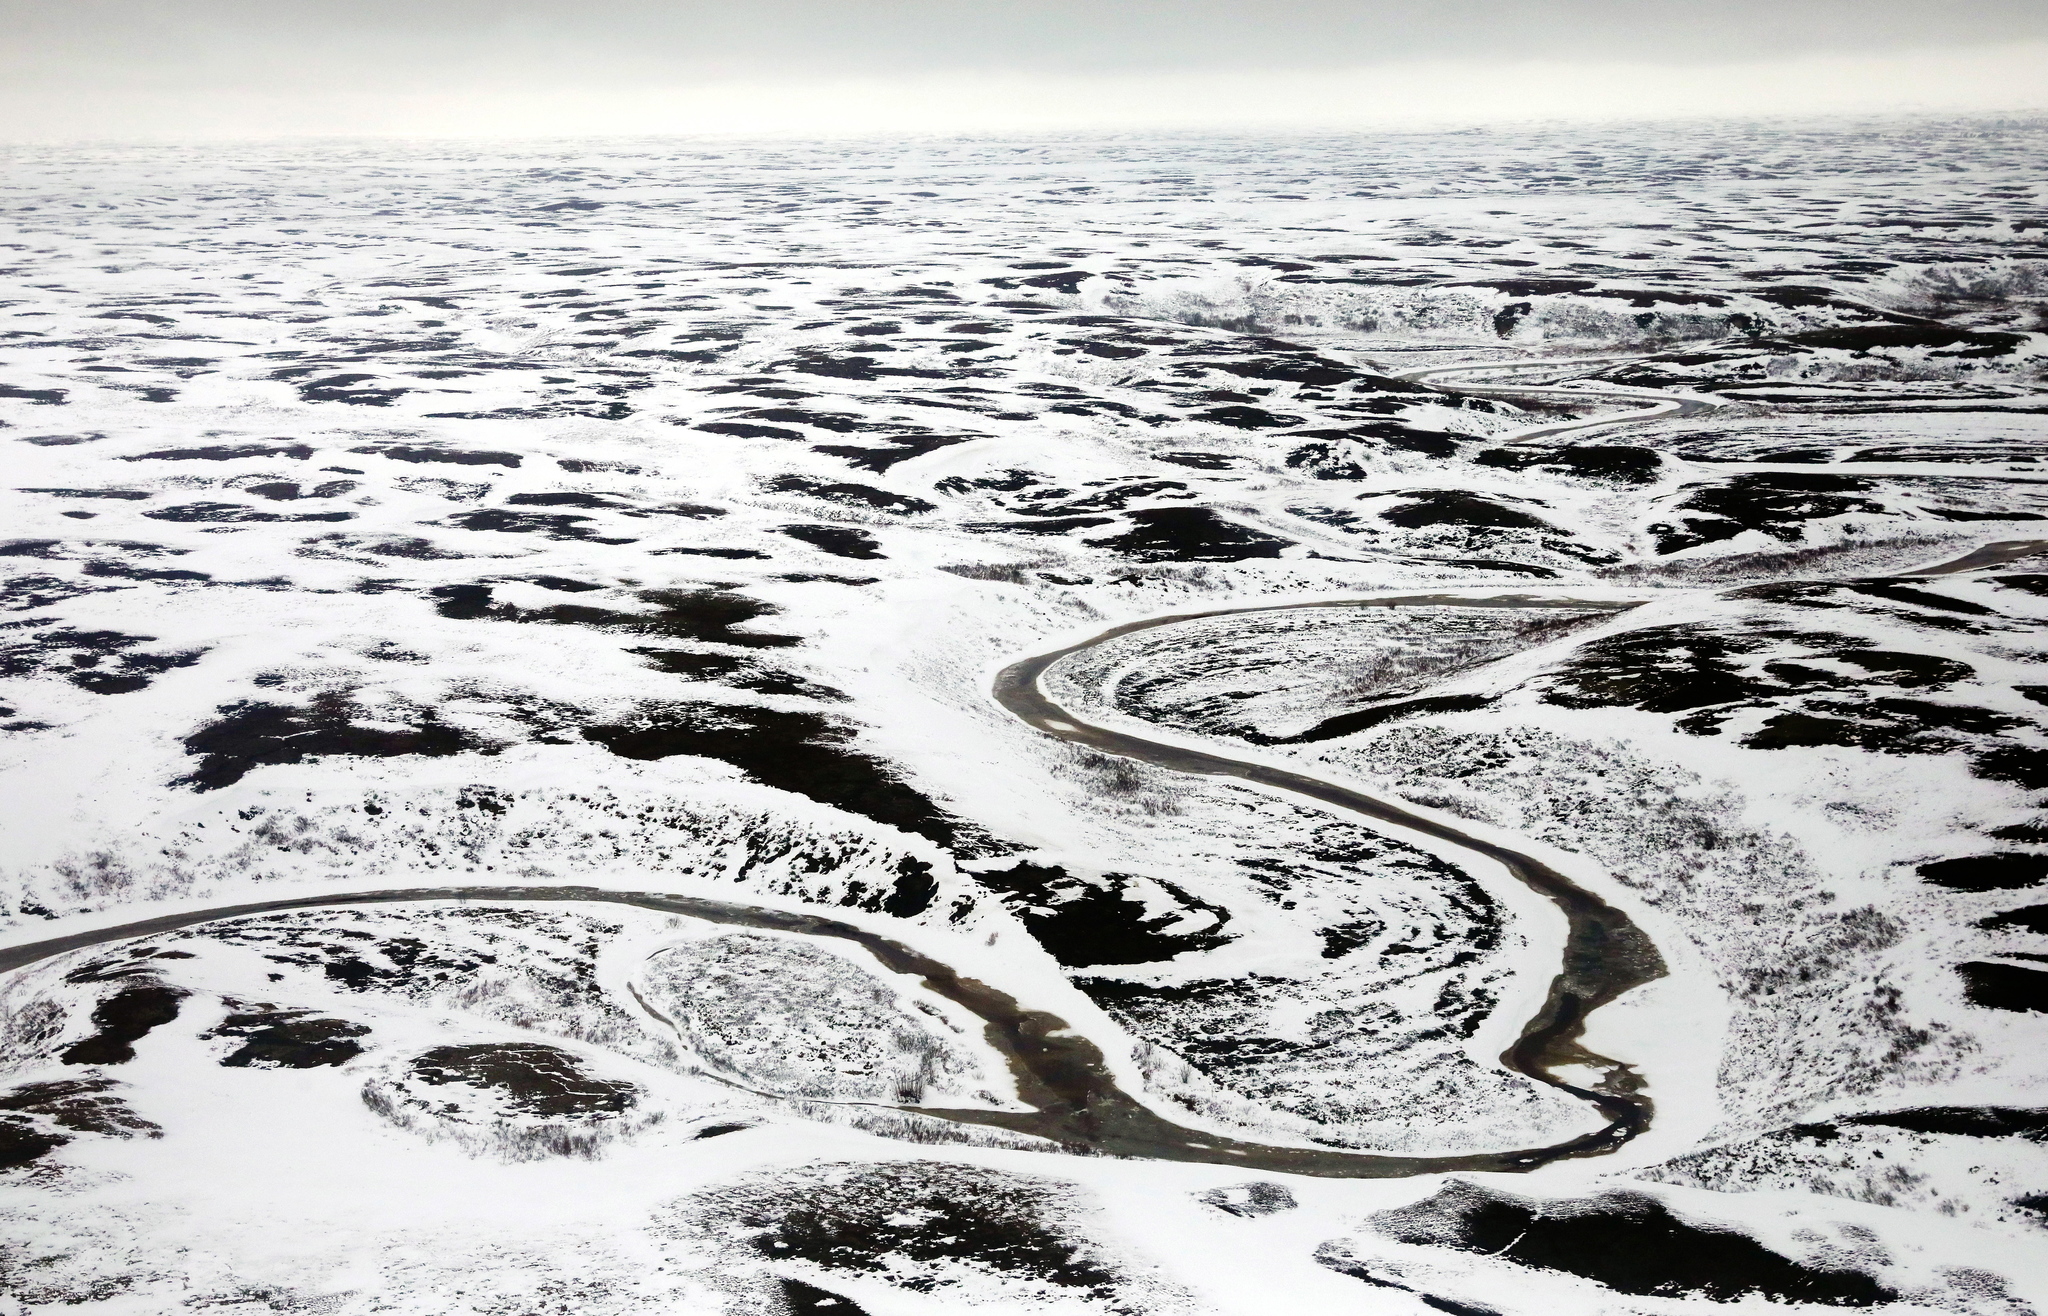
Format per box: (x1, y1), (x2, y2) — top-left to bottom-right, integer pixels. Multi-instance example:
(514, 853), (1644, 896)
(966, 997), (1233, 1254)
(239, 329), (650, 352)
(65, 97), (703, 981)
(3, 114), (2048, 1313)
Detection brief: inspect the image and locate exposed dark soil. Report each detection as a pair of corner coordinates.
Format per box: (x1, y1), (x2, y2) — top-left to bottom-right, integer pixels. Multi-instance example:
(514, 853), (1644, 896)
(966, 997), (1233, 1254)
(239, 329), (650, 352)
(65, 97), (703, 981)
(1368, 1181), (1893, 1305)
(407, 1043), (639, 1118)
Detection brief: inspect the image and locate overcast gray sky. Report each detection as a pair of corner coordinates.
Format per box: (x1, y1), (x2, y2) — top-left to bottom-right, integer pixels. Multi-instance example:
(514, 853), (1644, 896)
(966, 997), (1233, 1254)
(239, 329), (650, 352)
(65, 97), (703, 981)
(4, 0), (2046, 138)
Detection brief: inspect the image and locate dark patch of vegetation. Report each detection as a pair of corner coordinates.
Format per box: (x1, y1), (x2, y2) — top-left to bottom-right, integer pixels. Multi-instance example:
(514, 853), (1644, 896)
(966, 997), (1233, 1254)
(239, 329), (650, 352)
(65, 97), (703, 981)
(18, 487), (154, 500)
(703, 1162), (1124, 1301)
(350, 444), (521, 467)
(1320, 1252), (1503, 1316)
(779, 524), (886, 559)
(444, 509), (634, 543)
(178, 693), (479, 791)
(297, 374), (407, 405)
(580, 701), (958, 857)
(1535, 623), (2038, 782)
(1957, 961), (2048, 1013)
(1199, 1181), (1297, 1217)
(79, 559), (211, 582)
(307, 531), (471, 560)
(1980, 905), (2048, 933)
(0, 1117), (67, 1170)
(1258, 694), (1500, 745)
(1, 627), (204, 694)
(814, 434), (975, 472)
(1740, 701), (2028, 755)
(1734, 577), (1998, 619)
(207, 1007), (370, 1068)
(629, 649), (845, 699)
(1648, 473), (1892, 554)
(777, 351), (978, 382)
(122, 442), (314, 462)
(1540, 624), (1783, 714)
(429, 584), (801, 648)
(1368, 1181), (1893, 1306)
(970, 862), (1234, 967)
(0, 574), (106, 612)
(502, 491), (631, 510)
(1785, 324), (2025, 357)
(1450, 278), (1599, 297)
(0, 384), (67, 405)
(142, 501), (352, 524)
(1192, 405), (1303, 429)
(699, 421), (807, 440)
(692, 1121), (754, 1139)
(1841, 1105), (2048, 1139)
(961, 515), (1116, 536)
(1474, 444), (1662, 485)
(779, 1279), (873, 1315)
(763, 475), (936, 515)
(59, 984), (188, 1066)
(1919, 853), (2048, 892)
(0, 1078), (159, 1169)
(407, 1043), (639, 1118)
(1377, 490), (1556, 531)
(1084, 507), (1290, 562)
(1017, 481), (1192, 516)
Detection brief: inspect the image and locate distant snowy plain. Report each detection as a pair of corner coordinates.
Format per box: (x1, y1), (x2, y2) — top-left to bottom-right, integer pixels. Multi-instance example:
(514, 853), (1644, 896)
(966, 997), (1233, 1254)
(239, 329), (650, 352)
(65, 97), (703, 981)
(3, 115), (2048, 1314)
